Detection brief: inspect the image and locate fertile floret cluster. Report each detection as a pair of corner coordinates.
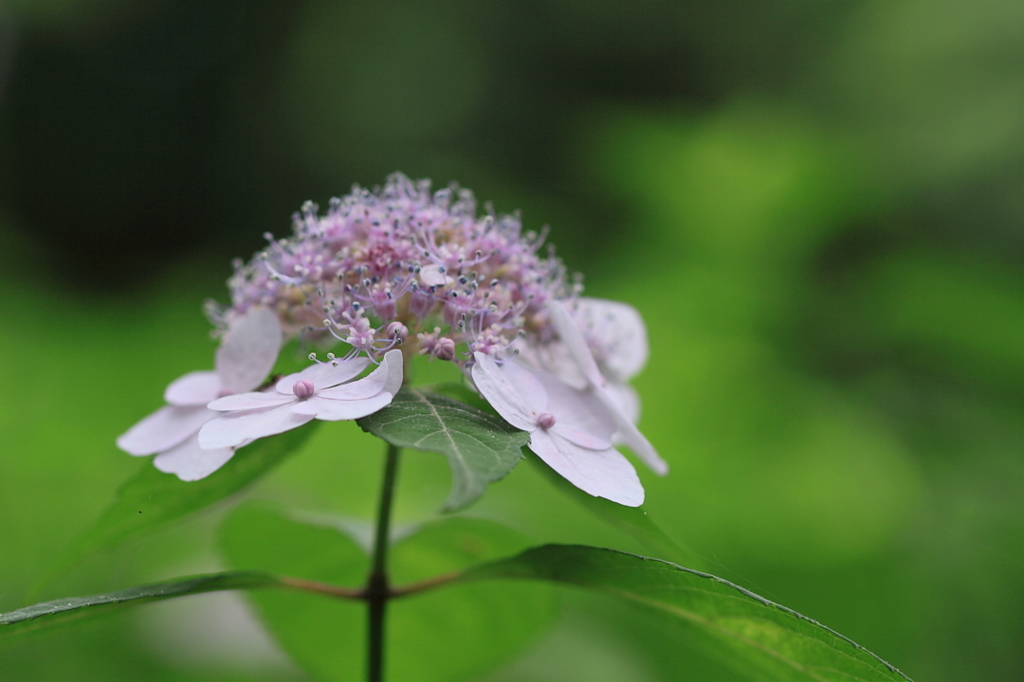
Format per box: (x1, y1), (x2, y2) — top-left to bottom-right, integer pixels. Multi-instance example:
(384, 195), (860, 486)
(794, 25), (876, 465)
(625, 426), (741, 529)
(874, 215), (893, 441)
(222, 173), (573, 365)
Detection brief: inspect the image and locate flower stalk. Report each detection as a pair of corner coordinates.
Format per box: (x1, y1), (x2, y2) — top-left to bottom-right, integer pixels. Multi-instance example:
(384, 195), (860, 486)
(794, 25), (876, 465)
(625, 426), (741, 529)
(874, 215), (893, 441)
(366, 442), (401, 682)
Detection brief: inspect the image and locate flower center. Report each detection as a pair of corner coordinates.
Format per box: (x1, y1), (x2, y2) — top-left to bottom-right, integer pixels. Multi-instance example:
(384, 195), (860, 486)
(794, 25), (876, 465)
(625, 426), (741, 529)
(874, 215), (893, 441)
(537, 412), (556, 430)
(293, 380), (315, 399)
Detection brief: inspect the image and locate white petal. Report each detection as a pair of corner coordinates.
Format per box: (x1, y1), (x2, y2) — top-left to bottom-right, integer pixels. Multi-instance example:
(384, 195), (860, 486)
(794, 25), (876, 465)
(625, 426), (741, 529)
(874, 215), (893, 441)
(547, 300), (607, 388)
(419, 266), (451, 288)
(380, 349), (405, 396)
(549, 300), (666, 475)
(315, 350), (401, 402)
(594, 389), (668, 475)
(606, 382), (641, 424)
(117, 405), (216, 456)
(534, 370), (614, 448)
(528, 430), (644, 507)
(164, 371), (223, 406)
(153, 436), (236, 481)
(501, 359), (548, 412)
(208, 391), (293, 411)
(216, 307), (284, 393)
(576, 298), (648, 382)
(520, 339), (588, 389)
(275, 357), (369, 394)
(292, 392), (395, 420)
(471, 352), (538, 432)
(198, 404), (313, 449)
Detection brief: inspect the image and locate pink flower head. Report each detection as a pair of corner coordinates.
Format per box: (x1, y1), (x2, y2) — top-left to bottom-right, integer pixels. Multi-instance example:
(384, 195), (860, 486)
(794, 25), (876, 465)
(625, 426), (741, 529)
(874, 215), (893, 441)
(135, 174), (663, 501)
(471, 352), (644, 506)
(222, 174), (572, 368)
(116, 307), (282, 480)
(198, 349), (404, 449)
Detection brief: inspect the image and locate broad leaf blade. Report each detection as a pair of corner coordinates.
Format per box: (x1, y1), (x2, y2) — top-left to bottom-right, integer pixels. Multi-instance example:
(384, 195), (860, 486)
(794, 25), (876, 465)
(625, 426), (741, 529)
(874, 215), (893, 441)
(357, 389), (528, 512)
(465, 544), (913, 682)
(218, 504), (556, 682)
(386, 518), (557, 682)
(35, 425), (318, 593)
(1, 571), (280, 643)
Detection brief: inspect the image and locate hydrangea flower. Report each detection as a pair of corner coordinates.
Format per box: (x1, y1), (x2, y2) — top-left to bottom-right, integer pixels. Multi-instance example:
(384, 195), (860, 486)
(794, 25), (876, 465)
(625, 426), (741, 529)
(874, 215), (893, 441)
(545, 300), (667, 476)
(471, 352), (644, 506)
(120, 173), (664, 503)
(198, 349), (403, 448)
(116, 307), (282, 480)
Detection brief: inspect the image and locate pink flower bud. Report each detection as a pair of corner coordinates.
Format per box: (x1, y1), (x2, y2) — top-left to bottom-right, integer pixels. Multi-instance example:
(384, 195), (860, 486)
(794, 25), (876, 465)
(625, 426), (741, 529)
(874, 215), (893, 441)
(387, 321), (409, 341)
(293, 380), (315, 399)
(537, 412), (556, 430)
(433, 337), (456, 361)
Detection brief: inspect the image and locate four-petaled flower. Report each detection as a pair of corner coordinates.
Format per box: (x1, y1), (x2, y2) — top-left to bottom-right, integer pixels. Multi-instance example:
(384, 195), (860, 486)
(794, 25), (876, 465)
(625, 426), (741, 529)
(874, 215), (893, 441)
(472, 352), (645, 506)
(198, 349), (404, 449)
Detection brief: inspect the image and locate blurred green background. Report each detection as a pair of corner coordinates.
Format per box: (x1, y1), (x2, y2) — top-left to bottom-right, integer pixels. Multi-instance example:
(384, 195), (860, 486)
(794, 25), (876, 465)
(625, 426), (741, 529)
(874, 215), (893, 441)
(1, 0), (1023, 680)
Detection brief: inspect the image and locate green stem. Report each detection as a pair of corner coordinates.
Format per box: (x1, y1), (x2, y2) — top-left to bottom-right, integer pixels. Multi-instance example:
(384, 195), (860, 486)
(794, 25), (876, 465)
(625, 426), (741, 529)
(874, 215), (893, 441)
(367, 442), (401, 682)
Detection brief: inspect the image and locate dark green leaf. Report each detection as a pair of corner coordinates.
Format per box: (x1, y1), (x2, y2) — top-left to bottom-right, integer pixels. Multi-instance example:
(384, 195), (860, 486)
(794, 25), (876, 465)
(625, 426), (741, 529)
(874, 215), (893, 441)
(1, 571), (280, 643)
(464, 544), (913, 682)
(357, 389), (528, 512)
(218, 504), (556, 682)
(34, 425), (319, 594)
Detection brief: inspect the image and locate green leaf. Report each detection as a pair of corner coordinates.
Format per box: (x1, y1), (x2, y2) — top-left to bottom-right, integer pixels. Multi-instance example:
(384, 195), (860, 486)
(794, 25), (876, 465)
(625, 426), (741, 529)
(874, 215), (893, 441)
(218, 503), (556, 682)
(385, 518), (557, 682)
(464, 545), (913, 682)
(34, 425), (319, 594)
(1, 571), (281, 643)
(357, 388), (529, 512)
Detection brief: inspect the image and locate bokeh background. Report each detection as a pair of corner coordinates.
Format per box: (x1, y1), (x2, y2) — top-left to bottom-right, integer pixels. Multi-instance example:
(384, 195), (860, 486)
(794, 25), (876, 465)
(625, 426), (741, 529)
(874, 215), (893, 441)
(2, 0), (1023, 680)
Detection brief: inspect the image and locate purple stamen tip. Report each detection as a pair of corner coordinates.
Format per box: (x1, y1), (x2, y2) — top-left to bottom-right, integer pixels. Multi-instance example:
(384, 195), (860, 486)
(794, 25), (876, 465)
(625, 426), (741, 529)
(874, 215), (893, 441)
(293, 380), (315, 399)
(537, 412), (556, 430)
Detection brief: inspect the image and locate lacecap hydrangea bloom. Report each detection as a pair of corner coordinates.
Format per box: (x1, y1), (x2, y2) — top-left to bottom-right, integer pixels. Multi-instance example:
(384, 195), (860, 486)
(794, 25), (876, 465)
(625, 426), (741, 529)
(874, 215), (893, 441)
(118, 173), (666, 506)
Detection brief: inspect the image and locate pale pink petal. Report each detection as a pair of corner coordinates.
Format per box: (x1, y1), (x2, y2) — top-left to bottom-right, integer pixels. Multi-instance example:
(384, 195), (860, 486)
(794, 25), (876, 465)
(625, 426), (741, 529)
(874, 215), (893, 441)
(501, 360), (549, 413)
(471, 352), (538, 432)
(606, 382), (641, 424)
(549, 300), (667, 475)
(315, 350), (403, 402)
(292, 391), (395, 420)
(216, 307), (283, 393)
(198, 404), (313, 449)
(117, 405), (217, 456)
(533, 369), (614, 448)
(164, 371), (223, 406)
(547, 300), (607, 388)
(208, 391), (293, 411)
(419, 266), (451, 288)
(594, 390), (668, 475)
(153, 436), (236, 481)
(577, 298), (648, 382)
(524, 340), (587, 389)
(275, 357), (369, 394)
(528, 430), (644, 507)
(380, 349), (404, 396)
